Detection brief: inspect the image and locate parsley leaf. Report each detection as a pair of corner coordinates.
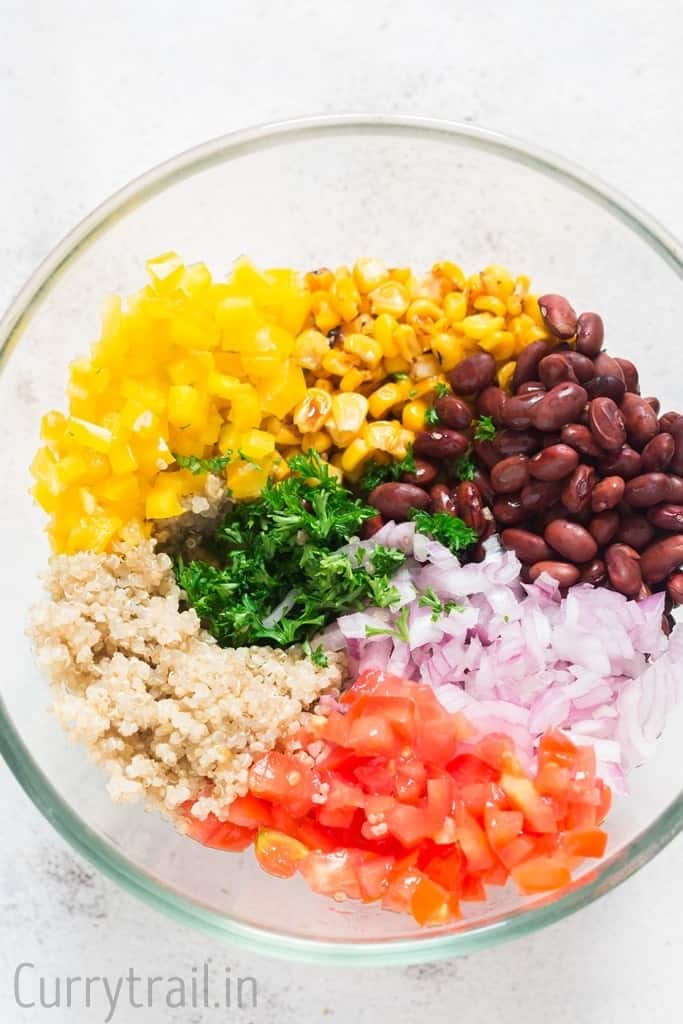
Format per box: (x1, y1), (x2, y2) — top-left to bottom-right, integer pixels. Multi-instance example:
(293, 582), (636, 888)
(358, 447), (417, 493)
(174, 452), (233, 475)
(433, 382), (450, 398)
(473, 415), (497, 442)
(174, 451), (406, 649)
(411, 509), (478, 553)
(418, 588), (465, 621)
(390, 371), (409, 381)
(364, 605), (410, 644)
(424, 406), (441, 426)
(302, 640), (329, 668)
(453, 453), (475, 481)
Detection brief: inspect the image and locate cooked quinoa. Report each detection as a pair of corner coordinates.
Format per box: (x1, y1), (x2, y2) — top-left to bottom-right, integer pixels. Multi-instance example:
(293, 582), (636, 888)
(29, 525), (347, 821)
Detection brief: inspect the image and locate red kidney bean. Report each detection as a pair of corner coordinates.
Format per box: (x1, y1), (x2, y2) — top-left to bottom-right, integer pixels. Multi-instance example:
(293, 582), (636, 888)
(605, 543), (643, 597)
(598, 445), (642, 480)
(414, 428), (468, 460)
(659, 411), (683, 434)
(530, 382), (588, 431)
(561, 464), (596, 515)
(590, 475), (625, 512)
(616, 357), (640, 394)
(490, 455), (530, 494)
(528, 561), (581, 586)
(560, 423), (602, 458)
(640, 536), (683, 583)
(401, 458), (439, 488)
(644, 396), (660, 414)
(585, 374), (626, 404)
(593, 352), (626, 384)
(589, 510), (620, 545)
(500, 528), (553, 563)
(492, 495), (525, 525)
(580, 558), (607, 585)
(641, 432), (675, 473)
(535, 500), (571, 531)
(528, 444), (580, 482)
(449, 352), (496, 395)
(430, 483), (458, 515)
(538, 353), (578, 387)
(537, 294), (577, 338)
(670, 418), (683, 475)
(472, 467), (495, 506)
(360, 513), (385, 539)
(545, 519), (598, 562)
(512, 340), (550, 390)
(588, 397), (627, 451)
(647, 504), (683, 532)
(617, 511), (655, 551)
(457, 481), (485, 535)
(516, 380), (547, 396)
(575, 312), (604, 357)
(494, 429), (542, 457)
(620, 393), (659, 450)
(563, 351), (595, 382)
(472, 438), (500, 470)
(667, 475), (683, 503)
(624, 472), (672, 508)
(477, 386), (508, 425)
(369, 482), (431, 520)
(499, 393), (545, 429)
(667, 571), (683, 605)
(520, 479), (563, 514)
(541, 432), (563, 448)
(433, 394), (473, 430)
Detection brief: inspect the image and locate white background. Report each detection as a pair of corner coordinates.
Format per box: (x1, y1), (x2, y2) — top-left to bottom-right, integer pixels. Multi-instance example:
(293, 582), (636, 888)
(2, 1), (682, 1021)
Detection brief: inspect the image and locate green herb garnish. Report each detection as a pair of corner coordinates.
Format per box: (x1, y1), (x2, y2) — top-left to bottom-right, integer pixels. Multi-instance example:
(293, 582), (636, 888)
(174, 452), (406, 648)
(433, 382), (450, 398)
(424, 406), (441, 426)
(358, 447), (417, 493)
(364, 605), (410, 644)
(418, 587), (465, 621)
(302, 641), (329, 668)
(390, 371), (410, 381)
(174, 452), (233, 475)
(473, 415), (497, 442)
(453, 453), (475, 481)
(411, 509), (478, 553)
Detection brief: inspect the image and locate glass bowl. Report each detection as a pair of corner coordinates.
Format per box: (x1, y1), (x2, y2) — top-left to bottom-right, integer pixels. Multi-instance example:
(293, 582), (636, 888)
(1, 115), (681, 964)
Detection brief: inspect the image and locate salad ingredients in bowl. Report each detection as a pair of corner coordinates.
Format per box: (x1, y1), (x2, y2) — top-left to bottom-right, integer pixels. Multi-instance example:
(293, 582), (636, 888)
(27, 252), (682, 930)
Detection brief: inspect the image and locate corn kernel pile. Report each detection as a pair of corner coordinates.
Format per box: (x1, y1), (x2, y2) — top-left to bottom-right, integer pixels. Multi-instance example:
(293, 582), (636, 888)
(31, 253), (550, 553)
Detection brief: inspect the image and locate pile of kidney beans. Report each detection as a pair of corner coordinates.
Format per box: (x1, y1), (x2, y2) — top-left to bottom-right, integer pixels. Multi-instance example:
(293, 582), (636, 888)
(367, 293), (683, 621)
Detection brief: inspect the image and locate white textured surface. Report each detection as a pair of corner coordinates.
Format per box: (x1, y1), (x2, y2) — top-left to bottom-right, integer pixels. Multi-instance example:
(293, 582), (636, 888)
(1, 0), (682, 1020)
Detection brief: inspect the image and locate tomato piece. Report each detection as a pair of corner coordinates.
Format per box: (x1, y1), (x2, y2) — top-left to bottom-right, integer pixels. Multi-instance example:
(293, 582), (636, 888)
(511, 856), (571, 894)
(225, 795), (273, 829)
(471, 733), (517, 772)
(461, 781), (504, 818)
(255, 829), (309, 878)
(295, 818), (339, 853)
(321, 710), (351, 747)
(413, 687), (464, 766)
(535, 760), (572, 798)
(564, 800), (597, 830)
(538, 730), (579, 770)
(448, 753), (499, 786)
(356, 853), (395, 901)
(496, 834), (537, 869)
(484, 806), (524, 848)
(348, 670), (415, 700)
(454, 805), (496, 871)
(426, 776), (454, 820)
(382, 864), (425, 914)
(324, 778), (366, 813)
(411, 876), (461, 926)
(317, 805), (357, 829)
(348, 695), (416, 742)
(561, 826), (608, 859)
(299, 849), (362, 899)
(394, 756), (428, 804)
(347, 715), (403, 757)
(595, 780), (612, 824)
(461, 873), (488, 900)
(186, 814), (256, 852)
(248, 751), (314, 817)
(422, 846), (466, 894)
(500, 773), (558, 834)
(386, 802), (441, 848)
(433, 815), (458, 845)
(481, 860), (509, 886)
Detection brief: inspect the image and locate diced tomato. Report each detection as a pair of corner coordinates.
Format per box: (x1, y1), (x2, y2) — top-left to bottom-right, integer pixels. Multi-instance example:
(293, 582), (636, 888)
(413, 686), (465, 766)
(454, 805), (496, 871)
(538, 730), (579, 770)
(535, 760), (572, 797)
(595, 780), (612, 824)
(472, 733), (517, 772)
(299, 849), (362, 900)
(347, 670), (415, 700)
(255, 829), (309, 878)
(386, 802), (441, 848)
(496, 834), (537, 869)
(422, 845), (466, 893)
(347, 715), (403, 757)
(564, 800), (597, 830)
(461, 873), (489, 900)
(394, 756), (428, 804)
(511, 856), (571, 894)
(481, 861), (509, 887)
(186, 814), (256, 852)
(500, 773), (558, 834)
(321, 710), (351, 747)
(348, 695), (416, 743)
(411, 876), (461, 926)
(484, 806), (524, 848)
(248, 751), (314, 817)
(433, 815), (458, 845)
(324, 778), (366, 813)
(382, 864), (425, 914)
(356, 853), (395, 901)
(317, 805), (357, 829)
(225, 795), (273, 829)
(461, 781), (504, 818)
(426, 776), (454, 820)
(561, 827), (608, 859)
(295, 818), (339, 853)
(448, 753), (499, 786)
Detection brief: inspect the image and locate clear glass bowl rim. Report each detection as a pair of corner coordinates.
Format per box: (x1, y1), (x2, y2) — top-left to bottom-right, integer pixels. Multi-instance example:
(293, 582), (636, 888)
(1, 114), (682, 964)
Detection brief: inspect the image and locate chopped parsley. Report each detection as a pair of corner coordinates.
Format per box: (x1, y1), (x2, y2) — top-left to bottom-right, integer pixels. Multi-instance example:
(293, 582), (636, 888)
(473, 415), (497, 442)
(418, 588), (465, 621)
(174, 452), (233, 475)
(452, 453), (476, 481)
(302, 641), (329, 668)
(358, 447), (417, 493)
(433, 381), (450, 398)
(365, 605), (410, 644)
(174, 452), (406, 648)
(411, 509), (478, 553)
(390, 371), (409, 381)
(424, 406), (441, 426)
